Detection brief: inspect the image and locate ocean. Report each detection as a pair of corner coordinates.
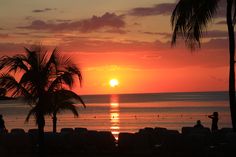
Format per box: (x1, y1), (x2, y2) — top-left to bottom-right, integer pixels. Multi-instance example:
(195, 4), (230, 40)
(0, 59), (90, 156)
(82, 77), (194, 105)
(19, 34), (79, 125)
(0, 91), (232, 139)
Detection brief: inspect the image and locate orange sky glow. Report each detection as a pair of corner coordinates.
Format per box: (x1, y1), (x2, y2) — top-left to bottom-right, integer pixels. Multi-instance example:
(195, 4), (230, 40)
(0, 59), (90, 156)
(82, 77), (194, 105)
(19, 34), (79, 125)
(0, 0), (230, 95)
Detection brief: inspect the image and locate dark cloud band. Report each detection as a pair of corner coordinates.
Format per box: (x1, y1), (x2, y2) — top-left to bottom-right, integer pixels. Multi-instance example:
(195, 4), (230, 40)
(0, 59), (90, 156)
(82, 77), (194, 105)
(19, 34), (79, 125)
(18, 12), (125, 33)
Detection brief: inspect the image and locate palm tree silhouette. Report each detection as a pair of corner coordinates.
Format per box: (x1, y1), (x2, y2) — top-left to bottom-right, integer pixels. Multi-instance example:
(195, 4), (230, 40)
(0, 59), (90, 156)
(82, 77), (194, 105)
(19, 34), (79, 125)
(0, 45), (85, 152)
(26, 89), (85, 133)
(171, 0), (236, 131)
(50, 90), (85, 133)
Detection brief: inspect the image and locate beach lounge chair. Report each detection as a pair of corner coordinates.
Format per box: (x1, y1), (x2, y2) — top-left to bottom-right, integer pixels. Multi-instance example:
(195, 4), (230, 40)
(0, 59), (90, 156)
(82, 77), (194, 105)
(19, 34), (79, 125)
(10, 128), (25, 134)
(1, 129), (31, 155)
(60, 128), (74, 134)
(118, 132), (135, 151)
(98, 131), (116, 151)
(74, 127), (88, 134)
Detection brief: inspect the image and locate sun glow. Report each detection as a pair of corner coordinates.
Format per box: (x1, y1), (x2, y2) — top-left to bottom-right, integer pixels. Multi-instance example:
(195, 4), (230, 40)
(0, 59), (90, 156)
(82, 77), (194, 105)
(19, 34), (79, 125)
(109, 79), (119, 87)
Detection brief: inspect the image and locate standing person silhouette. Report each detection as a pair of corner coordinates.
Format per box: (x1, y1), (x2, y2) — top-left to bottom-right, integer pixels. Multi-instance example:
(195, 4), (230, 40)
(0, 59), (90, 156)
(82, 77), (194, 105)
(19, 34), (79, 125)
(0, 114), (6, 132)
(208, 112), (219, 132)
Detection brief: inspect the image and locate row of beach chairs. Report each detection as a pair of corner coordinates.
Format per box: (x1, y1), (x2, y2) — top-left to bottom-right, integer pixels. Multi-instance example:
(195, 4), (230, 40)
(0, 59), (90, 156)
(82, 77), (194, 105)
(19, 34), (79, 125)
(0, 127), (236, 156)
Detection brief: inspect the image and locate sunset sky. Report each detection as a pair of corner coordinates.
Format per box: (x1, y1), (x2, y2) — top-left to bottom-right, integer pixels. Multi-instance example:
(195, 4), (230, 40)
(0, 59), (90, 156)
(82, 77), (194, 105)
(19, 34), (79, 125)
(0, 0), (230, 95)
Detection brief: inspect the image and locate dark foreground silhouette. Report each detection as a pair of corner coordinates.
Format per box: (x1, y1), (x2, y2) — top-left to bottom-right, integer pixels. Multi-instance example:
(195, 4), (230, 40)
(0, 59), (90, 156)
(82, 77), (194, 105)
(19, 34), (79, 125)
(0, 126), (235, 157)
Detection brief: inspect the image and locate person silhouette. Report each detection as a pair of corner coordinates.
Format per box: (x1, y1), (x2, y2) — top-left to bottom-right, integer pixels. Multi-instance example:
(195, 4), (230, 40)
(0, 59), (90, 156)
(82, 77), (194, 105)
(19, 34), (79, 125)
(194, 120), (204, 128)
(208, 112), (219, 132)
(0, 114), (6, 132)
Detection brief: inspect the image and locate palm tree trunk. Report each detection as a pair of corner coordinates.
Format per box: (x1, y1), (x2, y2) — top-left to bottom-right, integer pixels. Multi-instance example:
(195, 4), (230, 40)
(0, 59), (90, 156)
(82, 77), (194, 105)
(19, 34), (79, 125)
(37, 113), (45, 156)
(227, 0), (236, 132)
(52, 113), (57, 133)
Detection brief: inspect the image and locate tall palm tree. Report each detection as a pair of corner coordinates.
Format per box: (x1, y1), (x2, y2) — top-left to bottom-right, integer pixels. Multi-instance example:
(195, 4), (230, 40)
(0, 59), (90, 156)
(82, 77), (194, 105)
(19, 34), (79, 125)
(0, 45), (84, 151)
(171, 0), (236, 131)
(26, 89), (86, 133)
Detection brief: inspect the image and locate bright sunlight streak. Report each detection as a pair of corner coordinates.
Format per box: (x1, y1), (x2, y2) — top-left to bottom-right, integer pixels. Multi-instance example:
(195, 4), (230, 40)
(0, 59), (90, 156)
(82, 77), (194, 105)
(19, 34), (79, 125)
(109, 79), (119, 87)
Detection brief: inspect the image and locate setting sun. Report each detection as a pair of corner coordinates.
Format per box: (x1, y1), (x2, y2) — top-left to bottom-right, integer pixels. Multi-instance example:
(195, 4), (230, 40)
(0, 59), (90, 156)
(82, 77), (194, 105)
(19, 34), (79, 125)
(109, 79), (119, 87)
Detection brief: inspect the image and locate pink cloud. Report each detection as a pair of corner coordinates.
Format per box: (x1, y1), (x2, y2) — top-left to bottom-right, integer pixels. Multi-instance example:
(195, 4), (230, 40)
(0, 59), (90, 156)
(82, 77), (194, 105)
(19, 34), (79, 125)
(17, 12), (125, 33)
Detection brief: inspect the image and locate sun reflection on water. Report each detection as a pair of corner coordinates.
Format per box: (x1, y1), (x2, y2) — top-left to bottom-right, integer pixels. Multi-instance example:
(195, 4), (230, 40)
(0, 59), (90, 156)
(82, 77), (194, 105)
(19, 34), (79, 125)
(110, 95), (120, 140)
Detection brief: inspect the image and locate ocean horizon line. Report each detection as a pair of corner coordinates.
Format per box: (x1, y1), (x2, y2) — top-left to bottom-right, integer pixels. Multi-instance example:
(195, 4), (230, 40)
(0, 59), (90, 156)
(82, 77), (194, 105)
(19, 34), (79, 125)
(80, 91), (229, 104)
(0, 91), (229, 104)
(81, 90), (228, 97)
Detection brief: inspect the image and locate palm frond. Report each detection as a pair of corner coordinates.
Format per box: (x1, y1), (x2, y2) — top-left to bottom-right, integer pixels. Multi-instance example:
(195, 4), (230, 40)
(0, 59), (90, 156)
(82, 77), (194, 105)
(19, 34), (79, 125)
(20, 70), (37, 84)
(52, 89), (86, 108)
(66, 104), (79, 117)
(44, 48), (59, 71)
(57, 102), (79, 117)
(74, 94), (86, 108)
(66, 65), (83, 86)
(171, 0), (220, 50)
(47, 77), (61, 92)
(47, 72), (72, 91)
(25, 107), (37, 122)
(0, 55), (28, 72)
(0, 73), (30, 98)
(57, 54), (73, 67)
(61, 72), (74, 88)
(24, 47), (36, 63)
